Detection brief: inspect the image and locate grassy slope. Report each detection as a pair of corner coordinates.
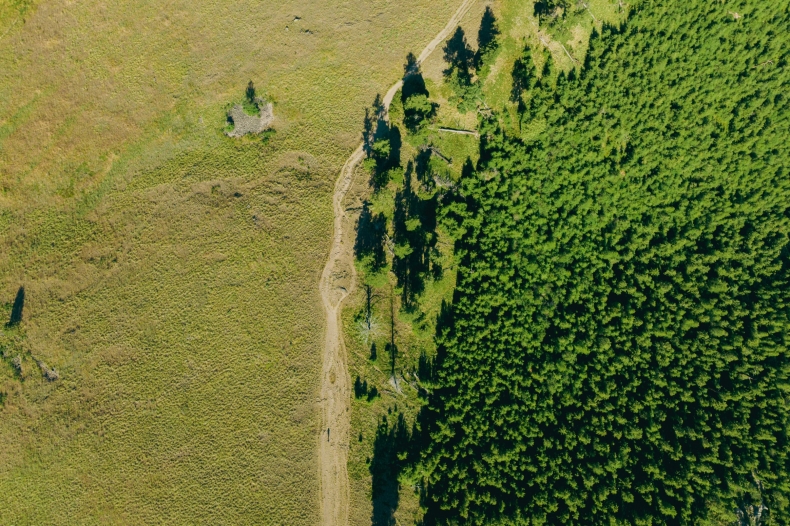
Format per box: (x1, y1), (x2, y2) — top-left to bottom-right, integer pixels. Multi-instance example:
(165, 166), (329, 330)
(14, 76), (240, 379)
(0, 0), (465, 523)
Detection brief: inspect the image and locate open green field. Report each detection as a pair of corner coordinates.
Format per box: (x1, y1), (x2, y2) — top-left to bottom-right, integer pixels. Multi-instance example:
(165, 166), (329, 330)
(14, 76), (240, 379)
(0, 0), (471, 523)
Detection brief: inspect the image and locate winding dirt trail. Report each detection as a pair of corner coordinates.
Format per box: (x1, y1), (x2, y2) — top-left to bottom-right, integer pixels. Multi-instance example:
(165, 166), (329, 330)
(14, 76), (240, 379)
(318, 1), (477, 524)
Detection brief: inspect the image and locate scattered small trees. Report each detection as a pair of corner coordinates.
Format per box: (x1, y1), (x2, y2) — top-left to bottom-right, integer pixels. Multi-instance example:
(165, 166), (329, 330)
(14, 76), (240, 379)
(354, 375), (368, 398)
(354, 376), (379, 401)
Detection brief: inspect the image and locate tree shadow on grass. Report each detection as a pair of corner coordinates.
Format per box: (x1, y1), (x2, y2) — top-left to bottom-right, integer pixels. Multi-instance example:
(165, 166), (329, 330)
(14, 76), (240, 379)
(443, 27), (474, 80)
(476, 6), (500, 64)
(6, 286), (24, 327)
(414, 148), (433, 188)
(369, 302), (456, 526)
(402, 53), (428, 101)
(367, 277), (458, 526)
(371, 412), (410, 526)
(355, 202), (388, 272)
(362, 93), (402, 191)
(388, 126), (402, 169)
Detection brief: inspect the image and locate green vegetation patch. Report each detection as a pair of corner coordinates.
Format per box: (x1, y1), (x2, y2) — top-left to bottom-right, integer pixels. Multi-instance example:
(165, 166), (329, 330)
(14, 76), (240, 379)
(417, 0), (790, 524)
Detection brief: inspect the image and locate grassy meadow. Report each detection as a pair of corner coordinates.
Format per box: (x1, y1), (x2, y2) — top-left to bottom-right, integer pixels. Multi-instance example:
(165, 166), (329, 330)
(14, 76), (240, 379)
(0, 0), (469, 523)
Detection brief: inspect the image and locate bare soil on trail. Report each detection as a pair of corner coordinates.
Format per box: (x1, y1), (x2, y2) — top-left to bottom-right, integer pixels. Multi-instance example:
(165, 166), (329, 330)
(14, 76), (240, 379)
(318, 1), (477, 525)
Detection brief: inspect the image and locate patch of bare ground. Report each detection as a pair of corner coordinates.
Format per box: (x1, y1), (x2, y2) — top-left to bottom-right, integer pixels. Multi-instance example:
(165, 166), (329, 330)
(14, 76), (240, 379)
(225, 100), (274, 137)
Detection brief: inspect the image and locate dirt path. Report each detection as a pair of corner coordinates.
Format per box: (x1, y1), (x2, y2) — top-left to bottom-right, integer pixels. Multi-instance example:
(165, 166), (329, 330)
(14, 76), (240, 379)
(318, 2), (477, 524)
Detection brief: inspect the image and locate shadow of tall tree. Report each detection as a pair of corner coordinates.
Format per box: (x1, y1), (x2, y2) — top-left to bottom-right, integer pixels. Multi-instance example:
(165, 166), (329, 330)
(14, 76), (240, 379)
(476, 6), (500, 67)
(442, 27), (480, 112)
(245, 80), (256, 103)
(414, 147), (433, 190)
(534, 0), (570, 25)
(362, 92), (403, 190)
(370, 125), (403, 191)
(510, 44), (548, 104)
(371, 412), (411, 526)
(355, 202), (388, 272)
(401, 53), (437, 131)
(388, 126), (402, 169)
(402, 53), (428, 100)
(6, 286), (24, 327)
(443, 27), (474, 80)
(392, 163), (438, 308)
(363, 94), (385, 153)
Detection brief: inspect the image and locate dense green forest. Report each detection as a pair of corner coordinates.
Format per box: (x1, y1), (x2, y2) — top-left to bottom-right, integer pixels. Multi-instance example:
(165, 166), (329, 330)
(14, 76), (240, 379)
(354, 0), (790, 524)
(411, 0), (790, 524)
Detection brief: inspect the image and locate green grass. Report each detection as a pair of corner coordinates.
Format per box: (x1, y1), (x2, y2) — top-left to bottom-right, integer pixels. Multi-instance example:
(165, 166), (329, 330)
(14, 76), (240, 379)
(0, 0), (472, 523)
(344, 96), (468, 524)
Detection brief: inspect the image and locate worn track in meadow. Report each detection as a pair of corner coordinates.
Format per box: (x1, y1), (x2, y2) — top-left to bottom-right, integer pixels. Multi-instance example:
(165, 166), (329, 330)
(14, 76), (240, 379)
(318, 1), (477, 524)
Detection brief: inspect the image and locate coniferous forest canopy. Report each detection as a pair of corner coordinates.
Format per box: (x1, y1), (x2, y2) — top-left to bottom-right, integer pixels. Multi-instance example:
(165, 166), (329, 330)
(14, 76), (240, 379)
(360, 0), (790, 523)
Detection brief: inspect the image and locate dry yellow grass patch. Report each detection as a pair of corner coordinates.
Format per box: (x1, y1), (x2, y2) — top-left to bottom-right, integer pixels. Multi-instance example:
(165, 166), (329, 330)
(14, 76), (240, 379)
(0, 0), (475, 523)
